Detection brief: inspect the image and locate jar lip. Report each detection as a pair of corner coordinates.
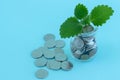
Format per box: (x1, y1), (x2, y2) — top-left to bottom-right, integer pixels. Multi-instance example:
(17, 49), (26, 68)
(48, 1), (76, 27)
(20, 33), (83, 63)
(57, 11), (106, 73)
(78, 26), (98, 37)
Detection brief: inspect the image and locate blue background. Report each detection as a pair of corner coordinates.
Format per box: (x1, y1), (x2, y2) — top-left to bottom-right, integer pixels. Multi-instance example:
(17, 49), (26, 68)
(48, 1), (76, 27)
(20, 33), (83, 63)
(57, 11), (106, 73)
(0, 0), (120, 80)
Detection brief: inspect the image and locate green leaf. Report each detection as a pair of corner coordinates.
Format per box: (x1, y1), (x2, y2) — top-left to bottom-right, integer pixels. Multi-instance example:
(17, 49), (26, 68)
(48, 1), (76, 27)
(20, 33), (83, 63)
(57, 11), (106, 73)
(81, 15), (90, 25)
(60, 17), (82, 38)
(74, 3), (88, 19)
(90, 5), (114, 26)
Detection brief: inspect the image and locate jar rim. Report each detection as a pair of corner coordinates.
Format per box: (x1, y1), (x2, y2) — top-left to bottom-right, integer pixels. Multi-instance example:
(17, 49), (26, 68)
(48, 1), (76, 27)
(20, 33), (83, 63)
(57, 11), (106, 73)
(78, 26), (98, 37)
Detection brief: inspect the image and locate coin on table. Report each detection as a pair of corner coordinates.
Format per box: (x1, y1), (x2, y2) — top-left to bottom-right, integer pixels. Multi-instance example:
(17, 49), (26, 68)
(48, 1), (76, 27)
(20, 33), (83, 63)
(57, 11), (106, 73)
(34, 57), (47, 67)
(55, 40), (65, 48)
(80, 54), (89, 60)
(55, 53), (67, 61)
(61, 61), (73, 71)
(54, 48), (64, 54)
(89, 48), (97, 57)
(44, 39), (56, 49)
(31, 47), (43, 59)
(35, 69), (48, 79)
(43, 49), (55, 59)
(43, 33), (55, 41)
(46, 59), (61, 70)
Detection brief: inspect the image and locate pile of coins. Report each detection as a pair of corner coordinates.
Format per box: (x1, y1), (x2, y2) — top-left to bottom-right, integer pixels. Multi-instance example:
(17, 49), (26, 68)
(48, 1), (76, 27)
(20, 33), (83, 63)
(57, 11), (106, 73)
(71, 35), (97, 60)
(31, 33), (73, 79)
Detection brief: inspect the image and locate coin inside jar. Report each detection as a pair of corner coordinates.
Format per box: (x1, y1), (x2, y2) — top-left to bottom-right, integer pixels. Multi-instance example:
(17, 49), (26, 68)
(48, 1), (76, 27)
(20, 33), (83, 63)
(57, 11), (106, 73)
(72, 37), (84, 49)
(88, 48), (97, 57)
(80, 54), (90, 60)
(35, 69), (48, 79)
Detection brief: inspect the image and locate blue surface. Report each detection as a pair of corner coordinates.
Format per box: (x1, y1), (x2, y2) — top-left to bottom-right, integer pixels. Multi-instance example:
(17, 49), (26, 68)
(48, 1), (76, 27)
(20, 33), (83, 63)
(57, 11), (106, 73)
(0, 0), (120, 80)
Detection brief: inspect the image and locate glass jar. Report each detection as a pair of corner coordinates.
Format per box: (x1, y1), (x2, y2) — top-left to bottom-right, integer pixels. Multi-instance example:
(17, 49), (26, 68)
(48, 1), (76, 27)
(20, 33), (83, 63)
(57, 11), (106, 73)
(70, 26), (98, 60)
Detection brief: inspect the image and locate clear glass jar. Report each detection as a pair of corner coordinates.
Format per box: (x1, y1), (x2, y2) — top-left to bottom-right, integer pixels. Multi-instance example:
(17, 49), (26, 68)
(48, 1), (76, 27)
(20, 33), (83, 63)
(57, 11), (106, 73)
(70, 26), (98, 60)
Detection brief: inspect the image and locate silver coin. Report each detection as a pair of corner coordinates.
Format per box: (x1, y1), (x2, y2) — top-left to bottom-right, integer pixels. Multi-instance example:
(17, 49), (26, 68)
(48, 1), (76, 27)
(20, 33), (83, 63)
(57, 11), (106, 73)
(55, 53), (67, 61)
(43, 33), (55, 41)
(46, 59), (61, 70)
(73, 50), (82, 59)
(72, 37), (84, 49)
(89, 48), (97, 57)
(55, 40), (65, 48)
(35, 69), (48, 79)
(83, 26), (94, 33)
(80, 54), (90, 60)
(34, 57), (47, 67)
(54, 48), (64, 54)
(61, 61), (73, 71)
(83, 36), (94, 42)
(85, 41), (96, 52)
(43, 49), (55, 59)
(44, 39), (56, 49)
(31, 47), (43, 59)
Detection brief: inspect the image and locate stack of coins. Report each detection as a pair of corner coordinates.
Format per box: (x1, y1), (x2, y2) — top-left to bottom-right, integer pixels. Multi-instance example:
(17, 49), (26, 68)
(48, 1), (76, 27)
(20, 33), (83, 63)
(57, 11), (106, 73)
(71, 35), (97, 60)
(31, 33), (73, 79)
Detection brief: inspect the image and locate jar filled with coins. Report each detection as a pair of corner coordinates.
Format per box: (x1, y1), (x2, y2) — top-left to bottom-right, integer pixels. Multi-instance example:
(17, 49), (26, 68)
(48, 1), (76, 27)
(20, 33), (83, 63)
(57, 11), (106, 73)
(70, 25), (98, 60)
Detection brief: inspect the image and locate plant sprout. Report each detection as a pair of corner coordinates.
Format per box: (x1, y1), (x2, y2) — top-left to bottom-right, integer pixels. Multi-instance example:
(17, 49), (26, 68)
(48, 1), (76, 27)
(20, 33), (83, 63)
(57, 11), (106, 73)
(60, 3), (114, 38)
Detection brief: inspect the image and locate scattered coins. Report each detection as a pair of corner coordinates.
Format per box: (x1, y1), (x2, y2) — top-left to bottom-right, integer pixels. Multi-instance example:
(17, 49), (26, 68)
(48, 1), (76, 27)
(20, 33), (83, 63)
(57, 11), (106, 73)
(55, 40), (65, 48)
(47, 60), (61, 70)
(44, 40), (56, 49)
(32, 33), (73, 79)
(61, 61), (73, 71)
(54, 48), (64, 54)
(55, 53), (67, 61)
(35, 69), (48, 79)
(34, 57), (47, 67)
(31, 48), (43, 59)
(43, 49), (55, 59)
(44, 33), (55, 41)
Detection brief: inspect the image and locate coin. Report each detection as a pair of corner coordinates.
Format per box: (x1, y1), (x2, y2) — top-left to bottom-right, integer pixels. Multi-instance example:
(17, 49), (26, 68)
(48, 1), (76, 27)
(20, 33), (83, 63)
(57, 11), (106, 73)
(54, 48), (64, 54)
(83, 36), (95, 42)
(35, 69), (48, 79)
(80, 54), (89, 60)
(43, 33), (55, 41)
(46, 60), (61, 70)
(55, 40), (65, 48)
(44, 39), (56, 49)
(55, 53), (67, 61)
(34, 57), (47, 67)
(61, 61), (73, 71)
(43, 49), (55, 59)
(82, 26), (94, 33)
(72, 37), (84, 49)
(73, 50), (82, 59)
(31, 47), (43, 59)
(89, 48), (97, 57)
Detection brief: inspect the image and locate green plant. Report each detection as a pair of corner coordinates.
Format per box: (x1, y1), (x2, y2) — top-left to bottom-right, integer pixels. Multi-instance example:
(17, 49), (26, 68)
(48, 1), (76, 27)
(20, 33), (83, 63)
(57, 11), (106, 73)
(60, 3), (114, 38)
